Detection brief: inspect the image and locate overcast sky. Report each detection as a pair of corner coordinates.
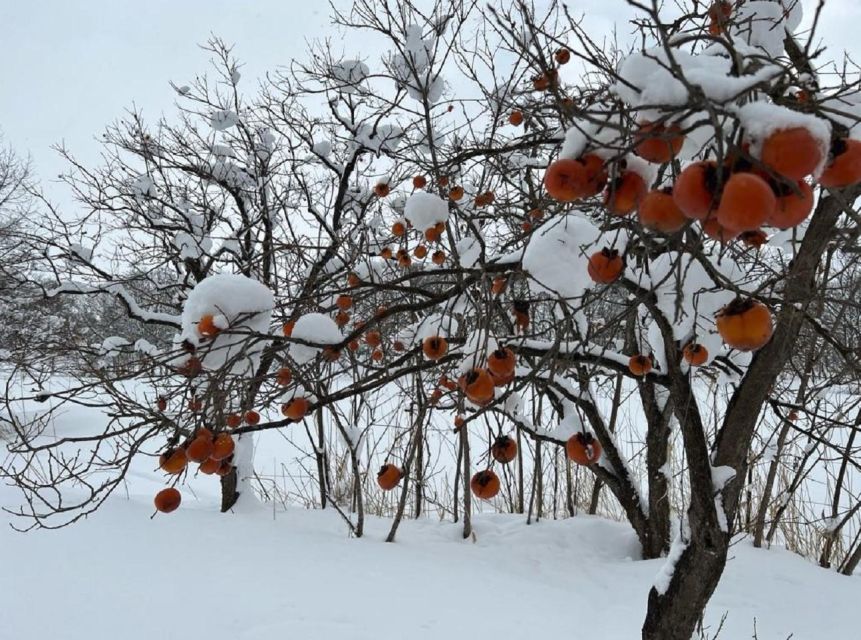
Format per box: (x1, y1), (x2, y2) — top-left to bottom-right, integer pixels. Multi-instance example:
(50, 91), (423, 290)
(1, 0), (859, 208)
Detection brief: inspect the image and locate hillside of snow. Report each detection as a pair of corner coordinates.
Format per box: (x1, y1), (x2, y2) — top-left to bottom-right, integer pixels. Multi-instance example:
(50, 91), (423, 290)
(1, 480), (858, 640)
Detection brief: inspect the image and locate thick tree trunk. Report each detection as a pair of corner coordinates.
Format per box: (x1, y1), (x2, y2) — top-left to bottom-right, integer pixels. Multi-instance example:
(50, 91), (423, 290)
(220, 468), (240, 512)
(642, 527), (728, 640)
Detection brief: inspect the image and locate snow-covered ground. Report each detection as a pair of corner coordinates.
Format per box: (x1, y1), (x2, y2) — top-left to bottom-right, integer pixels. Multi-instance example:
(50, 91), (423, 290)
(1, 479), (857, 640)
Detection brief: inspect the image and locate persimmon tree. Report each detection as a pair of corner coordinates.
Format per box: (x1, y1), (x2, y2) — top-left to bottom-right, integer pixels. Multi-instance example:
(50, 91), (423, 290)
(4, 1), (861, 638)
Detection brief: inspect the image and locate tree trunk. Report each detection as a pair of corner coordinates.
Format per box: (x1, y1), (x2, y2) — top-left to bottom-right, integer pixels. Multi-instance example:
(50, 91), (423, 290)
(642, 525), (728, 640)
(220, 467), (240, 512)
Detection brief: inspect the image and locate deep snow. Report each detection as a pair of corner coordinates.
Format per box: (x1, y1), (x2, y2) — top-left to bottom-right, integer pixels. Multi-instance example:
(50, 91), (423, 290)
(0, 480), (857, 640)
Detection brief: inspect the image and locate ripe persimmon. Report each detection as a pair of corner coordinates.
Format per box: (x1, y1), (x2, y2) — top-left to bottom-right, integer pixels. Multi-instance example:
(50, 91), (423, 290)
(365, 330), (382, 347)
(322, 346), (340, 361)
(154, 487), (182, 513)
(638, 188), (687, 233)
(425, 222), (445, 242)
(716, 173), (775, 232)
(377, 464), (403, 491)
(580, 153), (608, 197)
(393, 339), (405, 352)
(414, 244), (428, 259)
(275, 367), (293, 386)
(674, 161), (719, 220)
(491, 435), (518, 464)
(513, 299), (530, 333)
(475, 191), (495, 207)
(683, 343), (709, 366)
(707, 1), (732, 34)
(432, 250), (446, 265)
(460, 368), (496, 405)
(533, 70), (557, 91)
(509, 110), (524, 126)
(769, 180), (813, 229)
(159, 448), (188, 475)
(544, 158), (587, 202)
(186, 436), (214, 463)
(197, 314), (221, 339)
(348, 339), (360, 352)
(422, 336), (448, 360)
(491, 277), (507, 295)
(429, 388), (443, 405)
(555, 47), (571, 64)
(177, 356), (202, 379)
(391, 221), (406, 237)
(334, 310), (351, 327)
(211, 433), (235, 461)
(470, 470), (501, 500)
(226, 413), (242, 429)
(282, 397), (310, 421)
(449, 186), (465, 201)
(439, 375), (458, 391)
(397, 249), (412, 268)
(634, 122), (685, 164)
(604, 171), (647, 216)
(588, 248), (624, 284)
(199, 457), (220, 474)
(374, 182), (391, 197)
(761, 127), (822, 180)
(244, 410), (260, 425)
(216, 460), (234, 477)
(347, 272), (361, 288)
(412, 175), (427, 189)
(487, 347), (516, 379)
(380, 247), (393, 260)
(628, 354), (652, 376)
(819, 139), (861, 187)
(528, 208), (544, 221)
(371, 348), (384, 362)
(716, 298), (773, 351)
(566, 432), (602, 465)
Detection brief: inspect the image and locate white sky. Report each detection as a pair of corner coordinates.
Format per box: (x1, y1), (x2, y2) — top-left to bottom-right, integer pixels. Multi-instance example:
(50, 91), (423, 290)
(1, 0), (859, 208)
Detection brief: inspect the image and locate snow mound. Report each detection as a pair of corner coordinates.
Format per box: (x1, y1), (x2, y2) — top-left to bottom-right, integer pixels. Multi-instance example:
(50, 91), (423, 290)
(404, 191), (449, 231)
(210, 109), (239, 131)
(614, 47), (779, 108)
(180, 273), (274, 374)
(733, 1), (803, 57)
(288, 313), (343, 364)
(522, 215), (625, 301)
